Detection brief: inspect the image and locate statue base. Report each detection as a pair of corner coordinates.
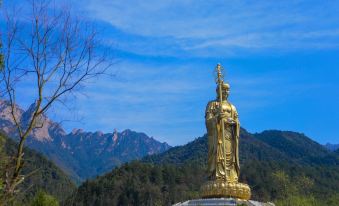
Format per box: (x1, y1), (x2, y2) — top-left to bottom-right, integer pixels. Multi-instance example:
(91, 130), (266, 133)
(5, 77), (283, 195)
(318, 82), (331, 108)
(173, 198), (275, 206)
(200, 179), (251, 200)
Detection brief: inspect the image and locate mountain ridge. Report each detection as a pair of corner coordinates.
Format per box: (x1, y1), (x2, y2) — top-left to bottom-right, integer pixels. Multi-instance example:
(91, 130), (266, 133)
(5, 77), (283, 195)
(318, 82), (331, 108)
(0, 99), (171, 183)
(69, 129), (339, 205)
(325, 143), (339, 151)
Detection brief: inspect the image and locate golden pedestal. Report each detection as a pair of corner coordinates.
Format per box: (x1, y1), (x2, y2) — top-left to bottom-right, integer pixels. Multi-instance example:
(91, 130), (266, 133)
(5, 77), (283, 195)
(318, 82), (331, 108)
(200, 179), (251, 200)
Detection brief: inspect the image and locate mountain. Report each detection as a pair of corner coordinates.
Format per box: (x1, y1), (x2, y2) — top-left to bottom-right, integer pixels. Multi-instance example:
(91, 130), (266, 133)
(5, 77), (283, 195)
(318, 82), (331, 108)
(68, 129), (339, 206)
(0, 100), (171, 183)
(144, 129), (339, 166)
(324, 143), (339, 151)
(0, 132), (76, 204)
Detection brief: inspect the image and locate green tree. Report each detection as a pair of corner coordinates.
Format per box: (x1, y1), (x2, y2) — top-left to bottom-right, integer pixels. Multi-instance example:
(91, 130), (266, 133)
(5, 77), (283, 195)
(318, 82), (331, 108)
(325, 193), (339, 206)
(272, 171), (321, 206)
(30, 191), (59, 206)
(272, 171), (297, 199)
(275, 195), (318, 206)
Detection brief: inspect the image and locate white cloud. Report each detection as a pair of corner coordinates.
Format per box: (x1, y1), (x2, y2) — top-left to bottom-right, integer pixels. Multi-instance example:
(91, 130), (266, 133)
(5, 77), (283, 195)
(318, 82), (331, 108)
(71, 0), (339, 56)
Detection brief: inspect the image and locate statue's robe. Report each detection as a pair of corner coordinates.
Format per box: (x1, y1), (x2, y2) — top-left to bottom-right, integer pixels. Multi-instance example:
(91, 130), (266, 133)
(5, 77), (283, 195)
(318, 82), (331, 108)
(205, 100), (240, 183)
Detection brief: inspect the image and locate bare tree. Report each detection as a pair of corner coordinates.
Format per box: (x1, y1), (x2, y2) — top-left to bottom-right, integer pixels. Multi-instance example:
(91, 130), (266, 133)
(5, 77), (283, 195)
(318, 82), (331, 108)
(0, 0), (112, 203)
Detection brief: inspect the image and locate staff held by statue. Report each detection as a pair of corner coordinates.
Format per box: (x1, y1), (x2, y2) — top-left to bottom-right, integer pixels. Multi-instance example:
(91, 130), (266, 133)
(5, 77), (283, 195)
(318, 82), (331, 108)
(215, 63), (227, 172)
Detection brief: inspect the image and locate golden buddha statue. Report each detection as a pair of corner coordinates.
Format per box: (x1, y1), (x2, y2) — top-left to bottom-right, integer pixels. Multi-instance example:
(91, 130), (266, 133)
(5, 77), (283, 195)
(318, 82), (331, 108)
(200, 64), (251, 200)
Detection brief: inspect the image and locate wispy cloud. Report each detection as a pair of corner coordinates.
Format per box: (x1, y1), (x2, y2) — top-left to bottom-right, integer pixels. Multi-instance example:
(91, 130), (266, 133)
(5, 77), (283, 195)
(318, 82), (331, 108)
(69, 0), (339, 57)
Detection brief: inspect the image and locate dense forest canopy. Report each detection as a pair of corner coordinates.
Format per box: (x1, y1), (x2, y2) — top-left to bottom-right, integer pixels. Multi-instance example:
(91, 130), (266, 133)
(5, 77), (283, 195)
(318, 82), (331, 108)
(67, 130), (339, 206)
(0, 133), (76, 205)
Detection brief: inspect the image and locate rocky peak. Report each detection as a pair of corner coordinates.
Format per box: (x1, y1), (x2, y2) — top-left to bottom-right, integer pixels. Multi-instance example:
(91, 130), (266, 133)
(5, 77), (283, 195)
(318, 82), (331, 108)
(21, 101), (39, 124)
(1, 100), (172, 181)
(112, 129), (118, 145)
(21, 101), (53, 142)
(94, 131), (104, 136)
(71, 128), (84, 135)
(121, 129), (132, 136)
(0, 99), (60, 142)
(0, 99), (24, 125)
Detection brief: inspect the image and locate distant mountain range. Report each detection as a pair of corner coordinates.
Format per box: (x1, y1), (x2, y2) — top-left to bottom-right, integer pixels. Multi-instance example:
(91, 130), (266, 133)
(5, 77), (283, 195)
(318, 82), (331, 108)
(68, 129), (339, 205)
(324, 143), (339, 151)
(0, 100), (171, 183)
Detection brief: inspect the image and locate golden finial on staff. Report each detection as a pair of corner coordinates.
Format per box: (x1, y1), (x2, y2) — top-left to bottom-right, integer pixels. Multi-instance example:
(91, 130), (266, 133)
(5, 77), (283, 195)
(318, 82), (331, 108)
(214, 63), (225, 104)
(214, 63), (224, 85)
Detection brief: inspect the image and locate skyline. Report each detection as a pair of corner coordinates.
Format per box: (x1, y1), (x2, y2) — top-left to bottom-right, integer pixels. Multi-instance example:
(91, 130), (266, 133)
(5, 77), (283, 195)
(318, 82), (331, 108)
(2, 0), (339, 145)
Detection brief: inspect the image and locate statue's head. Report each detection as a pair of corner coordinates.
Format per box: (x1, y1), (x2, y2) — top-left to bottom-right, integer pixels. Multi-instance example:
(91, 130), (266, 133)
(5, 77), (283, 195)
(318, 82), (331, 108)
(216, 83), (230, 100)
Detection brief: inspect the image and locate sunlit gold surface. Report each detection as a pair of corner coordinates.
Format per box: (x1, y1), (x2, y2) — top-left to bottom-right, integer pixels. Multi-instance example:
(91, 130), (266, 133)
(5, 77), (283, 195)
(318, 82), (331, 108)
(200, 64), (251, 200)
(200, 180), (251, 200)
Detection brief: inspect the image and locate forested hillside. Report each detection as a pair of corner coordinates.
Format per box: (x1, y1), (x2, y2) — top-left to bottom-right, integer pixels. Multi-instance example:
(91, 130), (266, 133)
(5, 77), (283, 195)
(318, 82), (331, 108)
(0, 133), (76, 204)
(68, 129), (339, 206)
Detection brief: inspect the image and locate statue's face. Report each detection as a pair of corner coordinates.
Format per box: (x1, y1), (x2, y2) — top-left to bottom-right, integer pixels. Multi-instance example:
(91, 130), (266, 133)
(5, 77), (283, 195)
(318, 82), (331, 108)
(222, 89), (230, 99)
(217, 89), (230, 100)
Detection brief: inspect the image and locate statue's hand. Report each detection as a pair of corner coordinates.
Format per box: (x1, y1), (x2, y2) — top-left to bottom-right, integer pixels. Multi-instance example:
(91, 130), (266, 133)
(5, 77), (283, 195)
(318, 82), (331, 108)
(226, 117), (236, 124)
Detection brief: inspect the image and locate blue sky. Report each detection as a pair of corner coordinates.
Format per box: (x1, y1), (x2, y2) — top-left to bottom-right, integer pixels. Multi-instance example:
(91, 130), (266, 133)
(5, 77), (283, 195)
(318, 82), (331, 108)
(3, 0), (339, 145)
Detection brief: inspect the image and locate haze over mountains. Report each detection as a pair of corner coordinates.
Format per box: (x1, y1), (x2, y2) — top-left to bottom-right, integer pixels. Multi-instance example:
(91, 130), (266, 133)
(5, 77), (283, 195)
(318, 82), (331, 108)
(0, 100), (171, 183)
